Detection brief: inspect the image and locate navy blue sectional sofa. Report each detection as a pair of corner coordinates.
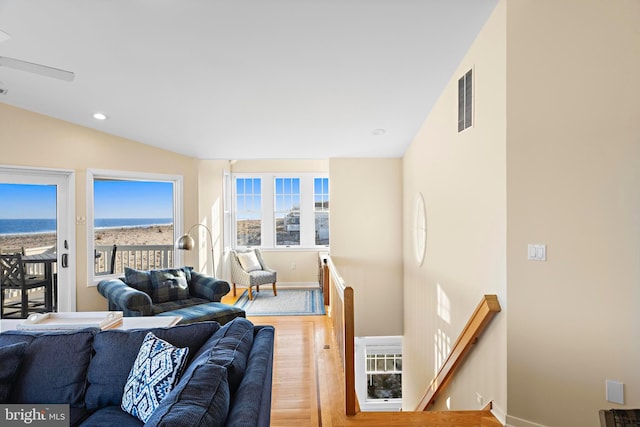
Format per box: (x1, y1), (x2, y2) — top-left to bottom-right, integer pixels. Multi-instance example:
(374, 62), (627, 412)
(0, 318), (274, 426)
(97, 267), (245, 325)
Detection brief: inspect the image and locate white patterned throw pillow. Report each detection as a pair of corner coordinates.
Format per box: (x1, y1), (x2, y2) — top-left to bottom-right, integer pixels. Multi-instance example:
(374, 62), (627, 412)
(237, 251), (262, 272)
(121, 332), (189, 423)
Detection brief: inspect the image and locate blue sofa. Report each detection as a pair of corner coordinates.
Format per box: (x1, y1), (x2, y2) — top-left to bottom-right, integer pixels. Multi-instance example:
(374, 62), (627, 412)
(97, 267), (245, 325)
(0, 318), (274, 426)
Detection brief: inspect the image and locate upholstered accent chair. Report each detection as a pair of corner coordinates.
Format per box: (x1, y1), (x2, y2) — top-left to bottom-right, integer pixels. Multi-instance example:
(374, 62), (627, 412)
(230, 249), (277, 301)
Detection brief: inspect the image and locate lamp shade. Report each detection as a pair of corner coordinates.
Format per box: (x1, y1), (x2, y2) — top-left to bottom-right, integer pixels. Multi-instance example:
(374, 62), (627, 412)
(175, 224), (216, 274)
(175, 234), (195, 251)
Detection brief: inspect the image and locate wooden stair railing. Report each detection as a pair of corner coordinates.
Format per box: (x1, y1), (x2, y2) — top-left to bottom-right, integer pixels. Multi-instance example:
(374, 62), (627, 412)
(416, 294), (501, 411)
(326, 256), (358, 416)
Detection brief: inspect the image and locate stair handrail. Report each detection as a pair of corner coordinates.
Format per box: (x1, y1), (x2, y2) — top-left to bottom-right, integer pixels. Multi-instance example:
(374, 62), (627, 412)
(416, 294), (501, 411)
(326, 255), (357, 416)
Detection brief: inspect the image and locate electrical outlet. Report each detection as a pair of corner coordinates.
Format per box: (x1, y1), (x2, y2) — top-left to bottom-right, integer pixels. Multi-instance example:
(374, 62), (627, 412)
(476, 392), (483, 406)
(290, 262), (296, 270)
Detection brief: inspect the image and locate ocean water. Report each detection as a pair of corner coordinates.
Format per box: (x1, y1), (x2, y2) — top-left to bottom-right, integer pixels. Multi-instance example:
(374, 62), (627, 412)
(0, 218), (172, 235)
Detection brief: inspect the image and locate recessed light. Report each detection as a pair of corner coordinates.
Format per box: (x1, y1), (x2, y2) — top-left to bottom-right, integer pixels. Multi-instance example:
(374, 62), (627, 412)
(372, 128), (386, 136)
(93, 113), (108, 120)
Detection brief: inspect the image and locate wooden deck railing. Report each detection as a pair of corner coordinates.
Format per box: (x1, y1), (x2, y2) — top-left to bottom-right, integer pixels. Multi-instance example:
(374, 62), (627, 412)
(326, 256), (357, 416)
(22, 246), (56, 276)
(416, 294), (502, 411)
(95, 244), (173, 275)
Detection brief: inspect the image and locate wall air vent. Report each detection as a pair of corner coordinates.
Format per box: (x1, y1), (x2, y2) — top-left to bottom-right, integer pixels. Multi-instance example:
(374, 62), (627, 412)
(458, 68), (473, 132)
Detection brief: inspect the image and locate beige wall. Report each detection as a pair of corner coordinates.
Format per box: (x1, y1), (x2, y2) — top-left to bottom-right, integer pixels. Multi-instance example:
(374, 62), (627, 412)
(0, 103), (199, 312)
(401, 1), (640, 425)
(506, 1), (640, 426)
(195, 160), (229, 277)
(330, 157), (404, 337)
(401, 0), (507, 417)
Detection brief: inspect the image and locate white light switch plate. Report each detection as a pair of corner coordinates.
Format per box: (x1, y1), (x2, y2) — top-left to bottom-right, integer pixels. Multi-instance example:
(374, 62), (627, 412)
(527, 244), (546, 261)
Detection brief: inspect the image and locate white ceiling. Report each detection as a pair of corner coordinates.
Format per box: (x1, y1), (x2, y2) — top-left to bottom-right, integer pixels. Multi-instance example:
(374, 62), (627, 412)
(0, 0), (497, 160)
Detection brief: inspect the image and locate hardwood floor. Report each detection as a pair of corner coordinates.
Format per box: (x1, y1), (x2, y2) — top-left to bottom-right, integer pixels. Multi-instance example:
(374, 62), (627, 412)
(221, 293), (502, 427)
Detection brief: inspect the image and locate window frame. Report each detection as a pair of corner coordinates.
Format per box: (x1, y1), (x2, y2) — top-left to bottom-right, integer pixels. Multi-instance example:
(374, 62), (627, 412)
(313, 177), (330, 246)
(234, 176), (264, 247)
(231, 172), (329, 250)
(86, 169), (184, 286)
(274, 177), (301, 247)
(355, 336), (402, 411)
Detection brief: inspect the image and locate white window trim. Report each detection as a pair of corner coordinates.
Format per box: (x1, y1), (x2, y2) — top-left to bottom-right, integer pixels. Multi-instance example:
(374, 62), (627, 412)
(231, 173), (329, 250)
(355, 336), (403, 412)
(86, 169), (184, 286)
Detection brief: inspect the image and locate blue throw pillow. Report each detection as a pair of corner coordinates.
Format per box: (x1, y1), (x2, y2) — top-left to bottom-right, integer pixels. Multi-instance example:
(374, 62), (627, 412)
(124, 267), (154, 296)
(150, 269), (190, 303)
(121, 332), (189, 423)
(0, 342), (28, 403)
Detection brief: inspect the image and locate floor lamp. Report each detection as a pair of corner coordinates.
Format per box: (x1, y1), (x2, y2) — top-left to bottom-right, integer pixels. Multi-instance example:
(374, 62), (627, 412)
(175, 224), (215, 274)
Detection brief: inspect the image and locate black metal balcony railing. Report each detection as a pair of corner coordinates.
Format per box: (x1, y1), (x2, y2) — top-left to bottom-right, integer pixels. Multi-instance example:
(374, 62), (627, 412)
(95, 244), (174, 275)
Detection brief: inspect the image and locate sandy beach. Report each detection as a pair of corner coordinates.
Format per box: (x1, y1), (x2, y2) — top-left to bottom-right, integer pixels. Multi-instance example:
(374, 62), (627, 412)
(0, 225), (174, 253)
(95, 225), (174, 246)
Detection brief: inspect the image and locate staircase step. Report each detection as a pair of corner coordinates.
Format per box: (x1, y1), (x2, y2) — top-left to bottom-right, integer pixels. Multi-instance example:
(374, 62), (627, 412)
(342, 410), (502, 426)
(481, 413), (504, 427)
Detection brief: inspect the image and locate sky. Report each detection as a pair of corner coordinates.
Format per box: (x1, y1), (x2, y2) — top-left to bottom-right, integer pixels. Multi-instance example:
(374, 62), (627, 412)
(93, 180), (173, 219)
(0, 181), (173, 219)
(0, 184), (57, 219)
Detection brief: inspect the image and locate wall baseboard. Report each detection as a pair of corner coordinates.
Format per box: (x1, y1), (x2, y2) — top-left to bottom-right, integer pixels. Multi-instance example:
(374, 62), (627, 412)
(506, 415), (549, 427)
(490, 401), (507, 426)
(274, 281), (319, 288)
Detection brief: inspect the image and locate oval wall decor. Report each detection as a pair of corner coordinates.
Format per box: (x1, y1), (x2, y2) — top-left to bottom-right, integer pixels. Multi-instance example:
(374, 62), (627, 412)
(414, 192), (427, 266)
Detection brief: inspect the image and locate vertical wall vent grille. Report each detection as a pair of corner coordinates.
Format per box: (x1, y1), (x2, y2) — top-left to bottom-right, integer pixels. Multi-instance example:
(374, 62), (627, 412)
(458, 68), (473, 132)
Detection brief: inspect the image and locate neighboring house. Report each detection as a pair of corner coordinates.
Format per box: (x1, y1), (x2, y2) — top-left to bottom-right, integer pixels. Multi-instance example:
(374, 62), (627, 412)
(0, 2), (638, 427)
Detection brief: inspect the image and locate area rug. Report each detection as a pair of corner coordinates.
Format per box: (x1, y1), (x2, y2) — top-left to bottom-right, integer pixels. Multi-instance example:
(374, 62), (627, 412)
(234, 287), (326, 316)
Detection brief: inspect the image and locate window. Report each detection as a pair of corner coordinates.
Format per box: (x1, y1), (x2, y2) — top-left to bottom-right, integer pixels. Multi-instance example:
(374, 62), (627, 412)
(235, 178), (262, 246)
(274, 177), (300, 246)
(355, 336), (402, 411)
(314, 178), (329, 245)
(232, 173), (328, 249)
(366, 353), (402, 400)
(458, 68), (473, 132)
(87, 169), (183, 285)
